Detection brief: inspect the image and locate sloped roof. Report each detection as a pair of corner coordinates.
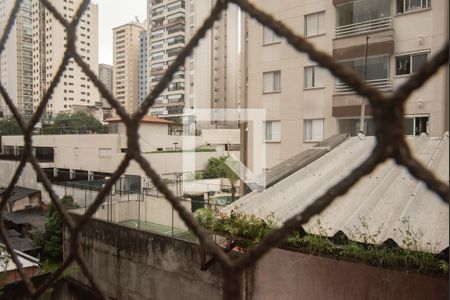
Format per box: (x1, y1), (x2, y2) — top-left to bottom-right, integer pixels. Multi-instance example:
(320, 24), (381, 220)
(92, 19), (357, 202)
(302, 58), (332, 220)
(106, 115), (174, 125)
(225, 134), (449, 253)
(0, 186), (40, 204)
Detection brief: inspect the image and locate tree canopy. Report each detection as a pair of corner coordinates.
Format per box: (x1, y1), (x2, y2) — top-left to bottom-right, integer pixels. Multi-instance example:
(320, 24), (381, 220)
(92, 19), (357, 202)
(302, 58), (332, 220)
(0, 117), (22, 136)
(44, 112), (107, 134)
(33, 196), (79, 262)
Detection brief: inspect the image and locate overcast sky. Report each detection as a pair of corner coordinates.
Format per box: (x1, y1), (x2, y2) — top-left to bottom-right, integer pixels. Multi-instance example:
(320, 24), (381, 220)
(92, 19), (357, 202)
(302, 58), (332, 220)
(94, 0), (147, 65)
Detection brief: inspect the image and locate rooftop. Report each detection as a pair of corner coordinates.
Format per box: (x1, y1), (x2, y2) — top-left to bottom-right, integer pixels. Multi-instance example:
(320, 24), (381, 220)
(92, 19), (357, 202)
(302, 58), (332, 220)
(0, 186), (41, 204)
(3, 207), (47, 232)
(225, 133), (449, 254)
(106, 115), (174, 125)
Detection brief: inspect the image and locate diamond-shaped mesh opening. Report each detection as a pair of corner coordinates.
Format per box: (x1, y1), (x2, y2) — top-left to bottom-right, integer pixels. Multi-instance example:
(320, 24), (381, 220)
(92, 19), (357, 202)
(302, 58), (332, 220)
(0, 0), (448, 299)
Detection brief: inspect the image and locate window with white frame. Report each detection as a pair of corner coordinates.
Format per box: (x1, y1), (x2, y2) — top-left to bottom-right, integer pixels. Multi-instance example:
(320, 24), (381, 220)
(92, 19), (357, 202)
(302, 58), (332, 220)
(263, 26), (281, 45)
(305, 11), (325, 37)
(395, 52), (429, 76)
(98, 148), (112, 158)
(263, 71), (281, 93)
(397, 0), (430, 14)
(304, 66), (325, 88)
(265, 121), (281, 141)
(304, 119), (324, 142)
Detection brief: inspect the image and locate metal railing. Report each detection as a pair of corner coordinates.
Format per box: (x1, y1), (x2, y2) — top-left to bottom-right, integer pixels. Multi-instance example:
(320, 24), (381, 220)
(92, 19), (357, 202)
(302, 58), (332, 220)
(0, 0), (448, 299)
(335, 17), (392, 38)
(335, 78), (392, 94)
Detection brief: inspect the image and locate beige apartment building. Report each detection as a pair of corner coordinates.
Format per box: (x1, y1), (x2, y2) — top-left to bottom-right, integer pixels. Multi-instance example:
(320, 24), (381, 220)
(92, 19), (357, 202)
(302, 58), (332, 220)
(0, 0), (33, 120)
(112, 22), (145, 114)
(245, 0), (449, 169)
(31, 0), (99, 121)
(146, 0), (242, 123)
(98, 63), (113, 108)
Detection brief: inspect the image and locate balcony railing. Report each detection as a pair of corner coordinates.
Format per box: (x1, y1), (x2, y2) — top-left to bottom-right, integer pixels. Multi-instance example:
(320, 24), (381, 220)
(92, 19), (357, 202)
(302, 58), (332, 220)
(335, 78), (392, 94)
(335, 17), (392, 38)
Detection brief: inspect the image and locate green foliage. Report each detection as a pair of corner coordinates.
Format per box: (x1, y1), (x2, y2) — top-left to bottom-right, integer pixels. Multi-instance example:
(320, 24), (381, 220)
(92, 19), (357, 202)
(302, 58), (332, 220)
(195, 208), (449, 275)
(33, 196), (79, 263)
(202, 157), (227, 179)
(0, 117), (22, 135)
(43, 112), (107, 134)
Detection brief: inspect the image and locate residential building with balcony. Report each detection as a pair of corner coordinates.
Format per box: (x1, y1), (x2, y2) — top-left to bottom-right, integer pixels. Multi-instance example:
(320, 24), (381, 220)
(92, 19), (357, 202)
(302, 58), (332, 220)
(30, 0), (99, 121)
(244, 0), (448, 169)
(0, 0), (33, 120)
(112, 21), (146, 114)
(146, 0), (242, 127)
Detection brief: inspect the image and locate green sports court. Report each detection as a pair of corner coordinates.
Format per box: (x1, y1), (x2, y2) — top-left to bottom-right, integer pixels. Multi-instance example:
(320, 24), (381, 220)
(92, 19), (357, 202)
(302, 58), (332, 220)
(119, 219), (197, 242)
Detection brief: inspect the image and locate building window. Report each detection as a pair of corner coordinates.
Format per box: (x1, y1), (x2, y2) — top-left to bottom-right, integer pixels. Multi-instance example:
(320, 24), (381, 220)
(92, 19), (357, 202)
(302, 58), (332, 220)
(336, 55), (390, 92)
(304, 119), (324, 142)
(395, 52), (429, 76)
(404, 116), (429, 135)
(305, 11), (325, 37)
(263, 26), (281, 45)
(98, 148), (112, 158)
(265, 121), (281, 141)
(304, 66), (325, 88)
(263, 71), (281, 93)
(397, 0), (430, 13)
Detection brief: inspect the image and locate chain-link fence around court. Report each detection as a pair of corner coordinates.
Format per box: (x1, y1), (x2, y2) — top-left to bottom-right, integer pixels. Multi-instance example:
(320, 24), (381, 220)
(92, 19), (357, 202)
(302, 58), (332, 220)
(0, 0), (448, 299)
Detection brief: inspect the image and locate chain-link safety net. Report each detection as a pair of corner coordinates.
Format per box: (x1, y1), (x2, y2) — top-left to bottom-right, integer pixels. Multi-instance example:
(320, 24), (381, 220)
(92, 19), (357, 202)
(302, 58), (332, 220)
(0, 0), (448, 299)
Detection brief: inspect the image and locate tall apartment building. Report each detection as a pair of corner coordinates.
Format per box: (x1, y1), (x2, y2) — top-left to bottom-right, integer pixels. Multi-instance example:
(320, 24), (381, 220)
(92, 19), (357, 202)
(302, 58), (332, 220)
(112, 22), (145, 114)
(0, 0), (33, 120)
(31, 0), (99, 121)
(98, 63), (113, 108)
(245, 0), (449, 168)
(139, 30), (149, 105)
(146, 0), (241, 122)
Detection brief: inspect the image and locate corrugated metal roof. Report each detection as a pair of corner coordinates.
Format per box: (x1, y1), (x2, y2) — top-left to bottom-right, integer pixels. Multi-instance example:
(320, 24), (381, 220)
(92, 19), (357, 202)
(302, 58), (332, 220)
(225, 134), (449, 253)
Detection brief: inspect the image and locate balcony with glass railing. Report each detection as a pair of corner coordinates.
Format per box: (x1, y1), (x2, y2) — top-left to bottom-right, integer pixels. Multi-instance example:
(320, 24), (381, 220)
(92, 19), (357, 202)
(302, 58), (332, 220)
(334, 78), (392, 94)
(335, 0), (392, 38)
(335, 17), (392, 38)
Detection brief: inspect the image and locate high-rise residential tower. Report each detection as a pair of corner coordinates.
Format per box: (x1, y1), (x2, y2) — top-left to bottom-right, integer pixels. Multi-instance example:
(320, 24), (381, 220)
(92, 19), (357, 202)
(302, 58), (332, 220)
(30, 0), (99, 121)
(112, 21), (145, 114)
(0, 0), (33, 120)
(98, 63), (113, 108)
(146, 0), (241, 122)
(139, 29), (149, 105)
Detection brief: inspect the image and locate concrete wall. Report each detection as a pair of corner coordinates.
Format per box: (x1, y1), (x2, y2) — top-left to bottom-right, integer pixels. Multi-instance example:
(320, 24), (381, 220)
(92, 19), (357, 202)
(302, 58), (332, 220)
(66, 215), (224, 300)
(66, 216), (448, 300)
(201, 129), (240, 145)
(9, 193), (41, 212)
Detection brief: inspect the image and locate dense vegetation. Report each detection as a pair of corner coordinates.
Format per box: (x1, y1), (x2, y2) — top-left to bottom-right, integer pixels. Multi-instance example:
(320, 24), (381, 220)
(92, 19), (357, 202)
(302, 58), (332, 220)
(43, 112), (107, 134)
(33, 196), (79, 262)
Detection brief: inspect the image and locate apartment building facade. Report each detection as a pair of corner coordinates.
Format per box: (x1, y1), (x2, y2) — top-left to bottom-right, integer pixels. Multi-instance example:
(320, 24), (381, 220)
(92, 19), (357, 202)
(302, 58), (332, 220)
(0, 0), (33, 120)
(31, 0), (99, 121)
(98, 63), (113, 108)
(139, 30), (149, 105)
(245, 0), (449, 169)
(112, 22), (145, 114)
(146, 0), (241, 123)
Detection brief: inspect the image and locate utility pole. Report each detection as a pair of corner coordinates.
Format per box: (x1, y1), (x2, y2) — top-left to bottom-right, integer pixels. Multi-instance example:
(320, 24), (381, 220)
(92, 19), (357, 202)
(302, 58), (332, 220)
(359, 36), (369, 134)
